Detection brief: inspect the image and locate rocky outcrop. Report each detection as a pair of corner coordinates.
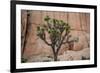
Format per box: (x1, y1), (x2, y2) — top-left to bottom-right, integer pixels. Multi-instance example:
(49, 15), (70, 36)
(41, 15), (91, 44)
(58, 48), (90, 61)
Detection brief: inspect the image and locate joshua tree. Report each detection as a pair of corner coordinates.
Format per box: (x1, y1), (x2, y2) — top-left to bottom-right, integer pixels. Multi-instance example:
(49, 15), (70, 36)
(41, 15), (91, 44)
(37, 16), (78, 61)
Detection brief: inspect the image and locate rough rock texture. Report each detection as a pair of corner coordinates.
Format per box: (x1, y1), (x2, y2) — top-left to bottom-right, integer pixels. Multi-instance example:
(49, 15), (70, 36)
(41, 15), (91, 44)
(58, 48), (90, 61)
(21, 10), (90, 62)
(27, 48), (90, 62)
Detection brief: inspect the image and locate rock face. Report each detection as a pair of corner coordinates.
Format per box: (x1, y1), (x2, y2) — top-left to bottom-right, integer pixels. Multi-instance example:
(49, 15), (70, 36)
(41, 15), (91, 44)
(58, 48), (90, 61)
(21, 10), (90, 62)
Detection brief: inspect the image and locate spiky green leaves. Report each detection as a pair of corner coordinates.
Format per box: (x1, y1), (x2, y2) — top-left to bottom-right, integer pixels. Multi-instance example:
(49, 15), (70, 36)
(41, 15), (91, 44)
(44, 16), (71, 34)
(37, 16), (71, 46)
(44, 16), (50, 23)
(37, 26), (45, 39)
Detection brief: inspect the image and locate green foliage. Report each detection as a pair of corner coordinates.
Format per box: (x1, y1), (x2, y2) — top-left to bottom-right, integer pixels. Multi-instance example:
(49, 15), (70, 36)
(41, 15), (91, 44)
(44, 16), (50, 22)
(37, 26), (45, 39)
(39, 16), (71, 38)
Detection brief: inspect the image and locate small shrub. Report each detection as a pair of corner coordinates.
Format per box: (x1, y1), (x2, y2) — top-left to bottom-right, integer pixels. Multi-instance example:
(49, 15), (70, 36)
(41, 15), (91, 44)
(21, 58), (28, 63)
(81, 56), (90, 60)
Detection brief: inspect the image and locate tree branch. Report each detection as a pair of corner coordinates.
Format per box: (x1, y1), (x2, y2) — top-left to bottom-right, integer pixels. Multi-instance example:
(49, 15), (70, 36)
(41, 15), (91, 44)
(62, 35), (71, 44)
(56, 31), (68, 54)
(41, 32), (51, 46)
(42, 38), (51, 46)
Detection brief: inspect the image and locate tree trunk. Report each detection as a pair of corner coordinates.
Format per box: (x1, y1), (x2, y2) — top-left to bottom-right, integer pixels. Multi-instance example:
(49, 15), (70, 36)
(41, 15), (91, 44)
(54, 53), (57, 61)
(52, 47), (58, 61)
